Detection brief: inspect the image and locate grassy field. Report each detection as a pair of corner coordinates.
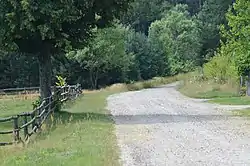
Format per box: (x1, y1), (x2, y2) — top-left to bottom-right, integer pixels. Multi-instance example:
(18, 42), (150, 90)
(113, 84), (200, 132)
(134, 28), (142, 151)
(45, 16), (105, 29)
(0, 75), (184, 166)
(0, 98), (34, 117)
(0, 97), (35, 143)
(178, 79), (239, 99)
(0, 86), (126, 166)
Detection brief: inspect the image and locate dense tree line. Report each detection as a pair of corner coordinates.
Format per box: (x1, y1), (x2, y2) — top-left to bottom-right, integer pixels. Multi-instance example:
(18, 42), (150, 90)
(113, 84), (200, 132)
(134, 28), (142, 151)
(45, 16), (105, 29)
(0, 0), (237, 94)
(203, 0), (250, 95)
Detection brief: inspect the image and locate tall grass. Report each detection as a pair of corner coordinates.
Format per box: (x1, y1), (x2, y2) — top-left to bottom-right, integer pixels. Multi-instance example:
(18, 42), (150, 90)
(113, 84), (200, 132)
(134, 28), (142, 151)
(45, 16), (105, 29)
(126, 74), (185, 91)
(178, 70), (240, 99)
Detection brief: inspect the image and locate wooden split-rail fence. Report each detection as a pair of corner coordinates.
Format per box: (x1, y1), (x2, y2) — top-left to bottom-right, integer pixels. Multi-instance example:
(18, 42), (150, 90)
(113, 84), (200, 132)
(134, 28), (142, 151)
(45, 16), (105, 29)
(0, 84), (82, 146)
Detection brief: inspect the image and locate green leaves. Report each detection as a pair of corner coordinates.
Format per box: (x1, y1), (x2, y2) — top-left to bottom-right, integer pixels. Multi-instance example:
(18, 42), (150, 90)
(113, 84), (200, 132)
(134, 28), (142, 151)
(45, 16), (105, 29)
(55, 75), (67, 87)
(121, 0), (171, 35)
(67, 23), (134, 88)
(0, 0), (131, 54)
(220, 0), (250, 76)
(149, 4), (202, 75)
(197, 0), (232, 62)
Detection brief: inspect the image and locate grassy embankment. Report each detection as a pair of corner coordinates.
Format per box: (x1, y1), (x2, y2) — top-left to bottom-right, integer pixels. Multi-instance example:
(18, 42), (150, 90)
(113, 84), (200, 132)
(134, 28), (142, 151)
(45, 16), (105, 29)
(178, 72), (250, 116)
(0, 75), (182, 166)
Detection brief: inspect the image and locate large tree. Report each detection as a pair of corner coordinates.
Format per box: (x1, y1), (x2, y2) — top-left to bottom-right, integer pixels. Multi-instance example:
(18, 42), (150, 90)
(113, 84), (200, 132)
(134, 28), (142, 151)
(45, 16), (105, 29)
(149, 4), (201, 75)
(121, 0), (171, 35)
(67, 24), (133, 89)
(0, 0), (130, 99)
(220, 0), (250, 95)
(197, 0), (232, 63)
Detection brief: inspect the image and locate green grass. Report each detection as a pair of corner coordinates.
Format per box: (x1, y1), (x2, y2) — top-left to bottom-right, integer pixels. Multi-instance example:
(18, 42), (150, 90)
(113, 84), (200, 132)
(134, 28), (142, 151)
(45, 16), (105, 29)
(232, 109), (250, 116)
(0, 99), (34, 117)
(176, 72), (250, 106)
(0, 98), (35, 143)
(0, 87), (126, 166)
(178, 80), (239, 99)
(195, 91), (239, 99)
(208, 96), (250, 105)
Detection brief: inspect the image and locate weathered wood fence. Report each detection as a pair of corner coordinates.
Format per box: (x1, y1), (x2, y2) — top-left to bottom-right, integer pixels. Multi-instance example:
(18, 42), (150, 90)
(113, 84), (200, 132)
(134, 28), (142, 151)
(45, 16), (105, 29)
(0, 84), (82, 146)
(0, 86), (54, 95)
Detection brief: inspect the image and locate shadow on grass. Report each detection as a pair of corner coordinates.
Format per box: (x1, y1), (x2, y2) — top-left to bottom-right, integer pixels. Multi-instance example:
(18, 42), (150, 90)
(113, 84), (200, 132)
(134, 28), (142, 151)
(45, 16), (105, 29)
(33, 110), (112, 142)
(54, 111), (112, 124)
(44, 111), (244, 127)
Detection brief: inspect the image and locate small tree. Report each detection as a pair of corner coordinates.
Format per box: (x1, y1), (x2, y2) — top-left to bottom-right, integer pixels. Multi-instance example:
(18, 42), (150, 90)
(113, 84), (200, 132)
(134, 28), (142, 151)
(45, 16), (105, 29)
(149, 4), (202, 75)
(0, 0), (131, 99)
(197, 0), (233, 63)
(220, 0), (250, 95)
(67, 24), (133, 89)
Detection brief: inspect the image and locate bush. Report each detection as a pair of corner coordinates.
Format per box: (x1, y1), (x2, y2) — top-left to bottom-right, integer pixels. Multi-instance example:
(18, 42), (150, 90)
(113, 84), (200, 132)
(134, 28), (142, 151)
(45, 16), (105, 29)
(125, 74), (184, 91)
(126, 82), (144, 91)
(240, 86), (247, 97)
(203, 55), (238, 83)
(142, 81), (155, 89)
(32, 96), (42, 110)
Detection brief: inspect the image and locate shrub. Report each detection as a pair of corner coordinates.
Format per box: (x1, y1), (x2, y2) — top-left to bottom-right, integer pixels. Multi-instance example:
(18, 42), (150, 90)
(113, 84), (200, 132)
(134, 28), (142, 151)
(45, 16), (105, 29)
(142, 81), (155, 89)
(203, 55), (238, 83)
(126, 82), (144, 91)
(32, 96), (42, 110)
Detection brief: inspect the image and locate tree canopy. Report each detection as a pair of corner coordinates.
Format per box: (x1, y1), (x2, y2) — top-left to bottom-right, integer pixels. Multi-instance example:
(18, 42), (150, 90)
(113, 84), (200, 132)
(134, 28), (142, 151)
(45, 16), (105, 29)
(0, 0), (131, 99)
(149, 4), (201, 75)
(0, 0), (131, 53)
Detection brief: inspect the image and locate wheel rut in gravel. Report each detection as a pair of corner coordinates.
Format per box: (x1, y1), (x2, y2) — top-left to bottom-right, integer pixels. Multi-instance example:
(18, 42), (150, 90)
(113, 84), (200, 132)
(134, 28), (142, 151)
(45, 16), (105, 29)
(107, 83), (250, 166)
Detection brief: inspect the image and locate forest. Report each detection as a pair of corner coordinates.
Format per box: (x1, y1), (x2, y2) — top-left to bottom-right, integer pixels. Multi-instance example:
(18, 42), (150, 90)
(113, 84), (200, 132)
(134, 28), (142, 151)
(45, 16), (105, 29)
(0, 0), (248, 96)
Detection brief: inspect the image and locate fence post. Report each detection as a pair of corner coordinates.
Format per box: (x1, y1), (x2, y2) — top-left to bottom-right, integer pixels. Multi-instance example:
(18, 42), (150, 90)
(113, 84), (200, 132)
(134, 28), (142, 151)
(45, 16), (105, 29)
(31, 112), (36, 131)
(37, 105), (43, 128)
(45, 96), (51, 113)
(13, 116), (19, 142)
(23, 115), (28, 139)
(54, 87), (61, 112)
(63, 86), (66, 100)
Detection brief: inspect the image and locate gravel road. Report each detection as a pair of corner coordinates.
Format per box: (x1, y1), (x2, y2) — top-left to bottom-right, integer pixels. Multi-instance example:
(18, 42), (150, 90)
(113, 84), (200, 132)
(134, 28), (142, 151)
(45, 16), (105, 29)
(107, 82), (250, 166)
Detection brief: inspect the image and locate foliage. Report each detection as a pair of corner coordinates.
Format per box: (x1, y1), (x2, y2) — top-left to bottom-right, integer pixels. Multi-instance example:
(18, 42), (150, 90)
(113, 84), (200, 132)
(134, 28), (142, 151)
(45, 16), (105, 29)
(67, 24), (134, 89)
(203, 49), (238, 83)
(197, 0), (233, 63)
(125, 30), (167, 80)
(0, 0), (243, 93)
(121, 0), (171, 35)
(147, 23), (171, 77)
(0, 0), (131, 53)
(0, 0), (131, 99)
(32, 96), (42, 110)
(0, 53), (39, 88)
(149, 4), (202, 75)
(55, 76), (67, 87)
(220, 0), (250, 76)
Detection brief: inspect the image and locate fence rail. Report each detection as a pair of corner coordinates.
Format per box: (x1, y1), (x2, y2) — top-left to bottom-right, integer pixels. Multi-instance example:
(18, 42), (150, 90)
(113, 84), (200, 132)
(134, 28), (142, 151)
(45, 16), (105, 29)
(0, 84), (82, 146)
(0, 86), (69, 95)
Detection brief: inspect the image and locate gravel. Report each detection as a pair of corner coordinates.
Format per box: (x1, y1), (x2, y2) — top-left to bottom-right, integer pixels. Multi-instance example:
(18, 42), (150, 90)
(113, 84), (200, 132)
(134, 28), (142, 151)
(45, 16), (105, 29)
(107, 82), (250, 166)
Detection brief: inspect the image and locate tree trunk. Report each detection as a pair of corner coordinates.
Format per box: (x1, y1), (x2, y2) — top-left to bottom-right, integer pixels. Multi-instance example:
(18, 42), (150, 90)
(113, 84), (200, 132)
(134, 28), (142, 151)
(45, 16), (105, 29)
(94, 71), (99, 89)
(38, 49), (52, 100)
(89, 69), (99, 89)
(247, 72), (250, 96)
